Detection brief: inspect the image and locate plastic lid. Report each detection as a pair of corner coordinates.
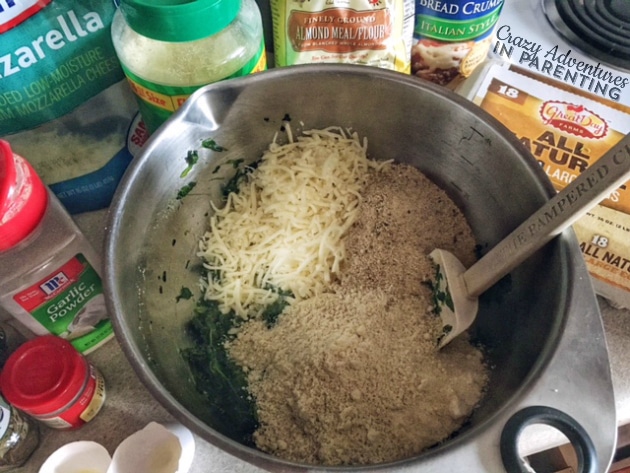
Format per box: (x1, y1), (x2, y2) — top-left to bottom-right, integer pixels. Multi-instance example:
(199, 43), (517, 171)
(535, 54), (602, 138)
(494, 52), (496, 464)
(0, 336), (88, 416)
(0, 140), (48, 251)
(119, 0), (240, 42)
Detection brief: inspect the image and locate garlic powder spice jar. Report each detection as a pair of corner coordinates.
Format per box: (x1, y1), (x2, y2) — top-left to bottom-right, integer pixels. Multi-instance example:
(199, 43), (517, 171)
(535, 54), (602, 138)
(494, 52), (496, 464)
(0, 141), (113, 354)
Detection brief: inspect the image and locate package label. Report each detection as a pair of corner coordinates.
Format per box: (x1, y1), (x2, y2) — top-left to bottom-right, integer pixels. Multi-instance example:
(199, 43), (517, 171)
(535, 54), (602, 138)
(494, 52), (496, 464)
(472, 64), (630, 302)
(412, 0), (504, 85)
(288, 9), (392, 53)
(575, 207), (630, 294)
(1, 1), (139, 214)
(0, 2), (124, 133)
(0, 0), (52, 33)
(272, 0), (414, 73)
(79, 367), (106, 423)
(122, 43), (267, 134)
(12, 253), (112, 353)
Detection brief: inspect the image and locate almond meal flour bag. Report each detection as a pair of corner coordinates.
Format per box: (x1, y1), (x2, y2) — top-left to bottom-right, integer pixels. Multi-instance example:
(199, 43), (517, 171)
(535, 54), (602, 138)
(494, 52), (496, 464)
(0, 0), (144, 215)
(271, 0), (414, 73)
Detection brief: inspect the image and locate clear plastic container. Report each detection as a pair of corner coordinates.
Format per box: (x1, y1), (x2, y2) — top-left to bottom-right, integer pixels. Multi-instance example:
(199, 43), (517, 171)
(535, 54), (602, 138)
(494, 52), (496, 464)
(0, 140), (113, 354)
(111, 0), (267, 134)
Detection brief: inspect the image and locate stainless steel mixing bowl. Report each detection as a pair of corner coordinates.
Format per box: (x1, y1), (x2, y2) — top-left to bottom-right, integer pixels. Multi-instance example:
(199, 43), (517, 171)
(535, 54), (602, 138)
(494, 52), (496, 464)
(104, 64), (616, 472)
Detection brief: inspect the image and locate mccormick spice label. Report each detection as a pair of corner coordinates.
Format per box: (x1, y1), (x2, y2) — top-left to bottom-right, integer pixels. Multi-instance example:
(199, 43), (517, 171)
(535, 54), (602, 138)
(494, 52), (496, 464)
(472, 64), (630, 308)
(12, 253), (112, 353)
(412, 0), (504, 86)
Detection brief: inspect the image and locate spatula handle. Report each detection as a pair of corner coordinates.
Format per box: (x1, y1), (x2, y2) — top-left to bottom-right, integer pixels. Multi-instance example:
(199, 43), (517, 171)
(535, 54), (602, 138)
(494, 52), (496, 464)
(463, 133), (630, 298)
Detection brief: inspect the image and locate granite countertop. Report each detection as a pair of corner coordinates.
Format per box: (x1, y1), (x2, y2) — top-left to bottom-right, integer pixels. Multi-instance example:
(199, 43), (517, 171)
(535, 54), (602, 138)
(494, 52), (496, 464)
(12, 209), (630, 473)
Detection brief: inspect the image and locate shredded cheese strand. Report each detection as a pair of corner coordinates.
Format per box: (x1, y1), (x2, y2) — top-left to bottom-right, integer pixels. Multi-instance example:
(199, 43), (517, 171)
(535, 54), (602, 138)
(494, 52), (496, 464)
(199, 126), (390, 318)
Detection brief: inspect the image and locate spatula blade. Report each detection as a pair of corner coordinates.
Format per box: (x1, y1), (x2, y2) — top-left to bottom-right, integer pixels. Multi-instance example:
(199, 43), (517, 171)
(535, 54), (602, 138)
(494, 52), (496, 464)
(429, 249), (479, 348)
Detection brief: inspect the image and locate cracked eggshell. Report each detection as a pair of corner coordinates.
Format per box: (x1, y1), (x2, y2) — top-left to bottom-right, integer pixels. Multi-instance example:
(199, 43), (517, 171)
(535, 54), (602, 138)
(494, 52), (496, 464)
(107, 422), (185, 473)
(39, 440), (112, 473)
(164, 422), (196, 473)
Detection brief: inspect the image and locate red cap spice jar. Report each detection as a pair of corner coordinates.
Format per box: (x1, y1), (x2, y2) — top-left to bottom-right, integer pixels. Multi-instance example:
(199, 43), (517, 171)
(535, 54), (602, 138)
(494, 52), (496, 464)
(0, 335), (106, 430)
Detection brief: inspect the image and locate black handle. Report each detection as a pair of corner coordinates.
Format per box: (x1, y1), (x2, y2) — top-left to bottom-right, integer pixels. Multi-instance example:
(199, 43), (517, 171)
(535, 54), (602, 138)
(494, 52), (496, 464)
(500, 406), (598, 473)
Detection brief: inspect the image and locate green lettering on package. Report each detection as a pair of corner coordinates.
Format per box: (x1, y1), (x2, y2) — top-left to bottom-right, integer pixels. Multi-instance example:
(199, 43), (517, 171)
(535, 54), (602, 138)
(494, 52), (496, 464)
(415, 9), (503, 42)
(24, 254), (112, 353)
(0, 1), (124, 135)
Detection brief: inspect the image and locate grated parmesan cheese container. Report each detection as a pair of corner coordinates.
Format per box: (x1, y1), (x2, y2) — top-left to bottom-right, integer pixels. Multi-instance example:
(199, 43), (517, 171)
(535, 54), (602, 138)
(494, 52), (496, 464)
(0, 140), (113, 354)
(111, 0), (267, 135)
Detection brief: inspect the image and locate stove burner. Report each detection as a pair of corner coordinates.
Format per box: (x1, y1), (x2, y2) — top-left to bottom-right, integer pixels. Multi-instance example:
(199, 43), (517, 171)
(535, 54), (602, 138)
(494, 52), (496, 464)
(543, 0), (630, 71)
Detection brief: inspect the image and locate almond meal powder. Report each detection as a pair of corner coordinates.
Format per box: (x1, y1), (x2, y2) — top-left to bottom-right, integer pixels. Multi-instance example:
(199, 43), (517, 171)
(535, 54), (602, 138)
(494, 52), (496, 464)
(227, 163), (490, 466)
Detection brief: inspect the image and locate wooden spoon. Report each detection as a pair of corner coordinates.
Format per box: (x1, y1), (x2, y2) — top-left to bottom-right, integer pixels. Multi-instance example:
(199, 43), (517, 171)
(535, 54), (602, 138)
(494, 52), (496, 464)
(431, 133), (630, 348)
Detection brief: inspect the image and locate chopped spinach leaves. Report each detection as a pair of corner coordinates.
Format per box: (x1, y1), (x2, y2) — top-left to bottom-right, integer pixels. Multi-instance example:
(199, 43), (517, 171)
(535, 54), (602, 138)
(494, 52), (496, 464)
(180, 150), (199, 178)
(430, 264), (454, 316)
(178, 137), (227, 197)
(437, 324), (453, 346)
(260, 290), (292, 327)
(177, 181), (197, 200)
(221, 160), (259, 199)
(201, 138), (227, 152)
(179, 144), (292, 445)
(180, 288), (291, 444)
(181, 300), (258, 445)
(176, 286), (194, 303)
(228, 158), (245, 169)
(212, 158), (246, 175)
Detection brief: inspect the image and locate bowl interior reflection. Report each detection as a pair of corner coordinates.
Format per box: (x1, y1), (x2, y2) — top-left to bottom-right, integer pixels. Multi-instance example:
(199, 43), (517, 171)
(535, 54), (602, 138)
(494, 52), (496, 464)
(105, 65), (569, 468)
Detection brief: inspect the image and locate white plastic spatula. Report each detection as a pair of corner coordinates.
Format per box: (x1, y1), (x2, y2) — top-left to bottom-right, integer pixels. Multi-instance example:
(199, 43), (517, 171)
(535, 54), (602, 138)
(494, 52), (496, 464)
(431, 133), (630, 348)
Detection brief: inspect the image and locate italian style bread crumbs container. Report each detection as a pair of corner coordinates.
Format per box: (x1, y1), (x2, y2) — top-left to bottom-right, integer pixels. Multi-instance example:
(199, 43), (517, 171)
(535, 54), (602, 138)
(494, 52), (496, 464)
(0, 336), (106, 430)
(470, 64), (630, 309)
(271, 0), (415, 73)
(0, 140), (113, 354)
(111, 0), (267, 134)
(412, 0), (504, 86)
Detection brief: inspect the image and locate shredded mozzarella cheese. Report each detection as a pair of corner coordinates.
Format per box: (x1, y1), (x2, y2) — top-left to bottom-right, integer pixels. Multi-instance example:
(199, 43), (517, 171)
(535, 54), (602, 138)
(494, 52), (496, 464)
(199, 126), (390, 318)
